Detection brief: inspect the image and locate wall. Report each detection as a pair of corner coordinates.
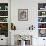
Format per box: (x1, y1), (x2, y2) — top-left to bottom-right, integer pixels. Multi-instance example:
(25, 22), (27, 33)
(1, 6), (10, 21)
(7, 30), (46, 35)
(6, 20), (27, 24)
(11, 0), (46, 30)
(11, 0), (38, 30)
(11, 0), (46, 46)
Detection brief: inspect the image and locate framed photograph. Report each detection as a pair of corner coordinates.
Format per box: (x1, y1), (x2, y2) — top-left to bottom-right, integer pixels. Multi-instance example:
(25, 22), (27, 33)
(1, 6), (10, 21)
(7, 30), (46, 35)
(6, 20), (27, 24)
(18, 9), (28, 21)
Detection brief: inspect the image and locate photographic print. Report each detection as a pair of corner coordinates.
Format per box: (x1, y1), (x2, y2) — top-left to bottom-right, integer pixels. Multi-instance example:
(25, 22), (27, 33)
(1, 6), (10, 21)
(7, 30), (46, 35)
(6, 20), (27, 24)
(18, 9), (28, 21)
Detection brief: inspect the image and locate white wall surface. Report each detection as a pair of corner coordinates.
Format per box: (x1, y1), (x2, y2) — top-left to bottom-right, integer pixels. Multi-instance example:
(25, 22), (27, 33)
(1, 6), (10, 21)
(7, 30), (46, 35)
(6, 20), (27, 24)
(11, 0), (38, 30)
(11, 0), (46, 30)
(11, 0), (46, 46)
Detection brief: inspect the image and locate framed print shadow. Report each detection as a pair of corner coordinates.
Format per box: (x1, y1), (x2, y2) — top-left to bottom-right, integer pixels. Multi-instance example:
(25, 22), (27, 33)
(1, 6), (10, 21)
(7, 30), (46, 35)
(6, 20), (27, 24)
(18, 9), (28, 21)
